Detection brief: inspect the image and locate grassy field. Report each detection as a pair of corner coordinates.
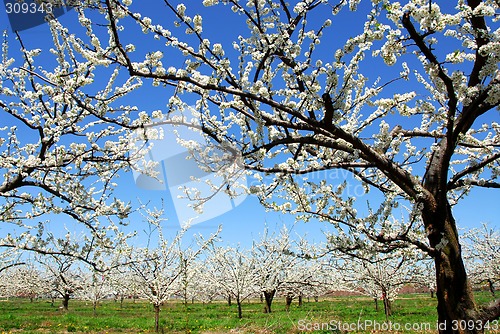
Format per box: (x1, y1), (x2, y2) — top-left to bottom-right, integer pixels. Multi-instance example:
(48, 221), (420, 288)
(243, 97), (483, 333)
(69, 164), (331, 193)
(0, 292), (497, 333)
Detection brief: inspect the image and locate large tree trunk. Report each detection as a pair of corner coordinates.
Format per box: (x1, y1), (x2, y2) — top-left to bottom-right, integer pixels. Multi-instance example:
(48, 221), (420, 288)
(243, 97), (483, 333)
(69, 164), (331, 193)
(262, 289), (275, 313)
(423, 198), (480, 333)
(421, 130), (486, 333)
(61, 293), (70, 311)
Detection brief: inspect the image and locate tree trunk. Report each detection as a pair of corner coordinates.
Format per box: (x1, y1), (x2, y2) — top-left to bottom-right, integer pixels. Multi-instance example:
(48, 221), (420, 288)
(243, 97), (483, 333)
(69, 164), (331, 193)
(227, 294), (232, 306)
(236, 296), (242, 319)
(298, 294), (303, 307)
(62, 293), (70, 311)
(488, 279), (495, 297)
(154, 304), (160, 333)
(374, 297), (379, 311)
(423, 196), (481, 333)
(93, 301), (97, 317)
(263, 289), (275, 313)
(383, 296), (391, 321)
(285, 293), (293, 312)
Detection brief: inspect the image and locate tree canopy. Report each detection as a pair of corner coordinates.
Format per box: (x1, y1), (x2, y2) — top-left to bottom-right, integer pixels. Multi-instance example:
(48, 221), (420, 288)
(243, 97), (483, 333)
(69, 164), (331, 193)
(0, 1), (499, 332)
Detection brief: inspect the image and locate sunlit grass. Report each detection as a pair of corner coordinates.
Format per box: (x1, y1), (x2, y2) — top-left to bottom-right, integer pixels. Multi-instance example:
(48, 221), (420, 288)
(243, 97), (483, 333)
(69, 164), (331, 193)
(0, 291), (497, 333)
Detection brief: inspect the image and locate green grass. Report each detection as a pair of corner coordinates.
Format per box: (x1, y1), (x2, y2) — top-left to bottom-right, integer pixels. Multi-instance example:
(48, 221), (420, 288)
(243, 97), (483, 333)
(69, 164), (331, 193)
(0, 291), (497, 333)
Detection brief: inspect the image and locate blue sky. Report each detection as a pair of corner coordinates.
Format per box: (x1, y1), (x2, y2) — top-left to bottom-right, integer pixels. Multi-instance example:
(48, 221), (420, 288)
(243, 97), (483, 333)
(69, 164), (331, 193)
(1, 1), (498, 250)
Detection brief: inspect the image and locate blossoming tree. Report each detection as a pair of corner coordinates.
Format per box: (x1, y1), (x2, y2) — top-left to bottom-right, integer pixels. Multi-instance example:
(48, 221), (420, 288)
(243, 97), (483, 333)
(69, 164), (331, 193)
(0, 18), (148, 262)
(201, 243), (258, 318)
(11, 0), (500, 331)
(124, 205), (220, 332)
(75, 270), (114, 316)
(329, 247), (426, 320)
(463, 224), (500, 297)
(251, 226), (306, 313)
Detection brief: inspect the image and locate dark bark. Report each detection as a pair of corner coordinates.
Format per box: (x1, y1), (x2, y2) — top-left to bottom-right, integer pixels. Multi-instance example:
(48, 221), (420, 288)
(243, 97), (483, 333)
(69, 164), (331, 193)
(422, 192), (480, 333)
(374, 297), (379, 311)
(154, 304), (160, 333)
(227, 294), (232, 306)
(263, 289), (275, 313)
(298, 294), (303, 307)
(285, 293), (293, 312)
(236, 296), (242, 319)
(401, 4), (500, 332)
(488, 280), (495, 297)
(61, 293), (70, 311)
(383, 295), (391, 321)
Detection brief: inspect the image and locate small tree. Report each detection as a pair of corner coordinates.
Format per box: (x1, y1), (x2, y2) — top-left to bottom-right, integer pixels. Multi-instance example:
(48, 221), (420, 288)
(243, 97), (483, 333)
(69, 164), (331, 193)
(126, 205), (220, 332)
(464, 224), (500, 297)
(202, 244), (257, 318)
(251, 226), (304, 313)
(75, 270), (113, 316)
(40, 255), (83, 311)
(5, 263), (49, 302)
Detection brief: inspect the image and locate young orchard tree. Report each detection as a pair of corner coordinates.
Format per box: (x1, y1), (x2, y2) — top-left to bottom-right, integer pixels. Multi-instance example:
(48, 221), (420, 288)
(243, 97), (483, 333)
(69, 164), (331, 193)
(52, 0), (499, 331)
(75, 270), (113, 316)
(125, 205), (221, 332)
(35, 231), (111, 310)
(202, 244), (258, 318)
(192, 265), (222, 304)
(175, 252), (204, 305)
(251, 226), (304, 313)
(329, 248), (424, 320)
(33, 229), (123, 310)
(107, 267), (141, 306)
(463, 224), (500, 297)
(280, 259), (330, 311)
(39, 252), (84, 311)
(4, 262), (50, 302)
